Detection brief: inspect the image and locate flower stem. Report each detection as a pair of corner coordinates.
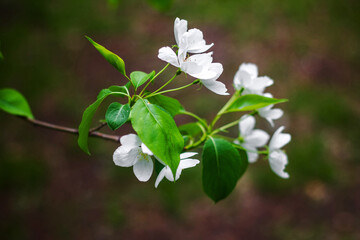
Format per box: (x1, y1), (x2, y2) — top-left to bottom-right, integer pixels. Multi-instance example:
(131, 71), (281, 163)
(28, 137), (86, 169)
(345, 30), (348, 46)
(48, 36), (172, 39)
(153, 63), (170, 80)
(211, 110), (257, 135)
(179, 110), (208, 129)
(139, 63), (170, 97)
(232, 143), (267, 154)
(125, 75), (136, 90)
(185, 122), (208, 150)
(145, 80), (198, 98)
(211, 119), (241, 135)
(210, 91), (240, 129)
(147, 70), (180, 97)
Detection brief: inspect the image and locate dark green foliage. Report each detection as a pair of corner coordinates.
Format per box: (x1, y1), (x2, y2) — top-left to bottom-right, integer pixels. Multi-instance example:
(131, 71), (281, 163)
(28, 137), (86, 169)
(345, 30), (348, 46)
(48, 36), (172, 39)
(202, 137), (248, 202)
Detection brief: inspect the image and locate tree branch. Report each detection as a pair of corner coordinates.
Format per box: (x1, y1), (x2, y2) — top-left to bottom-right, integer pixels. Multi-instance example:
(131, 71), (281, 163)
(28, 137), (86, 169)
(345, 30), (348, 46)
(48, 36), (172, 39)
(21, 117), (120, 143)
(89, 122), (108, 133)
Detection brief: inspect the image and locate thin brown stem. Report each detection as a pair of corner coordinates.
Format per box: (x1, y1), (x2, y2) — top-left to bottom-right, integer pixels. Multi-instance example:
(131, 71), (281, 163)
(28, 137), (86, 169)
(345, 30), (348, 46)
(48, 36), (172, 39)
(21, 117), (120, 143)
(89, 122), (107, 133)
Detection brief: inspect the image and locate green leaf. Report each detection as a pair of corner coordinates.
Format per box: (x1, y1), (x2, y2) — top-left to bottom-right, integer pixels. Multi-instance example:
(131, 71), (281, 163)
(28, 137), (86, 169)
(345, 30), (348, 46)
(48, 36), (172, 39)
(97, 86), (128, 100)
(0, 88), (34, 119)
(179, 122), (203, 147)
(147, 94), (184, 117)
(125, 81), (132, 90)
(202, 137), (248, 202)
(179, 122), (202, 137)
(78, 89), (127, 155)
(226, 94), (287, 113)
(108, 85), (129, 96)
(86, 36), (126, 76)
(105, 102), (130, 130)
(130, 71), (155, 90)
(131, 99), (184, 176)
(97, 89), (112, 99)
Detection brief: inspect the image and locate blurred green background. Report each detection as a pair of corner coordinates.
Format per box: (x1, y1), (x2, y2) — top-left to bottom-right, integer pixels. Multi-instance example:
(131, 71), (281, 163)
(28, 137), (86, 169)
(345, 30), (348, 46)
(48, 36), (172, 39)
(1, 0), (359, 239)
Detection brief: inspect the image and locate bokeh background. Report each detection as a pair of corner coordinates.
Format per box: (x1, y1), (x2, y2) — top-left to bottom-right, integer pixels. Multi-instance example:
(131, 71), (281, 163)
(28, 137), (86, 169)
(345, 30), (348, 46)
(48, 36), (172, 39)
(1, 0), (360, 239)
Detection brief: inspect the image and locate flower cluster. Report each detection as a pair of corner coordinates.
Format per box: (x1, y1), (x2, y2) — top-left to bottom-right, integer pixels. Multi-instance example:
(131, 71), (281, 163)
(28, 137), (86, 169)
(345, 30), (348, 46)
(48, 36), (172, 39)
(233, 63), (291, 178)
(113, 134), (200, 187)
(0, 17), (292, 201)
(158, 18), (229, 95)
(234, 63), (283, 127)
(70, 17), (293, 199)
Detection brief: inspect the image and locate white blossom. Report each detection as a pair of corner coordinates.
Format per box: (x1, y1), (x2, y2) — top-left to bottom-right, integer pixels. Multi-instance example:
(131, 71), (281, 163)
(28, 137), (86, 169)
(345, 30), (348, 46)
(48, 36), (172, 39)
(158, 18), (229, 95)
(234, 115), (269, 163)
(155, 152), (200, 188)
(268, 126), (291, 178)
(174, 17), (213, 57)
(258, 93), (284, 127)
(174, 18), (188, 48)
(158, 49), (228, 95)
(113, 134), (154, 182)
(233, 63), (273, 95)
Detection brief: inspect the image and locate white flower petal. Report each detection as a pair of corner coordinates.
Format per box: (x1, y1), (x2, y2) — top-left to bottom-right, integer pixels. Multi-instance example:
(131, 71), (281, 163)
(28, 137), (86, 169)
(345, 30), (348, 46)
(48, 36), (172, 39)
(188, 43), (214, 54)
(141, 143), (153, 156)
(176, 159), (200, 179)
(260, 109), (283, 127)
(178, 159), (200, 170)
(258, 104), (283, 127)
(248, 151), (259, 163)
(258, 104), (284, 119)
(183, 56), (221, 81)
(269, 150), (289, 178)
(158, 47), (180, 67)
(120, 134), (141, 148)
(269, 126), (291, 151)
(265, 118), (275, 128)
(188, 68), (218, 80)
(239, 143), (257, 162)
(155, 167), (166, 188)
(239, 63), (258, 79)
(253, 76), (273, 88)
(201, 79), (229, 95)
(180, 61), (203, 76)
(174, 18), (188, 46)
(182, 28), (213, 53)
(177, 47), (187, 62)
(133, 154), (153, 182)
(264, 108), (283, 120)
(249, 76), (274, 94)
(208, 62), (223, 80)
(259, 104), (273, 113)
(245, 129), (270, 147)
(180, 152), (198, 159)
(164, 166), (175, 182)
(186, 52), (213, 66)
(155, 157), (200, 187)
(239, 115), (255, 137)
(263, 93), (273, 98)
(249, 152), (259, 164)
(242, 144), (259, 163)
(113, 146), (139, 167)
(233, 70), (252, 91)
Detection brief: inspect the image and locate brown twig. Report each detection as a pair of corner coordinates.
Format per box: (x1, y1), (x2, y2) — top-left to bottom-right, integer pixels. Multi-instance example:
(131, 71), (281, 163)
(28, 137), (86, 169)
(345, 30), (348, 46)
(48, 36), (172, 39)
(22, 117), (120, 143)
(89, 122), (108, 132)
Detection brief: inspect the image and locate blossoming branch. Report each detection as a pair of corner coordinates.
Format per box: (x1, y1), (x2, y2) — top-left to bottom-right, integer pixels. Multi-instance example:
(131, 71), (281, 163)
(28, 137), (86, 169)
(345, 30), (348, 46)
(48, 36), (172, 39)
(0, 17), (290, 202)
